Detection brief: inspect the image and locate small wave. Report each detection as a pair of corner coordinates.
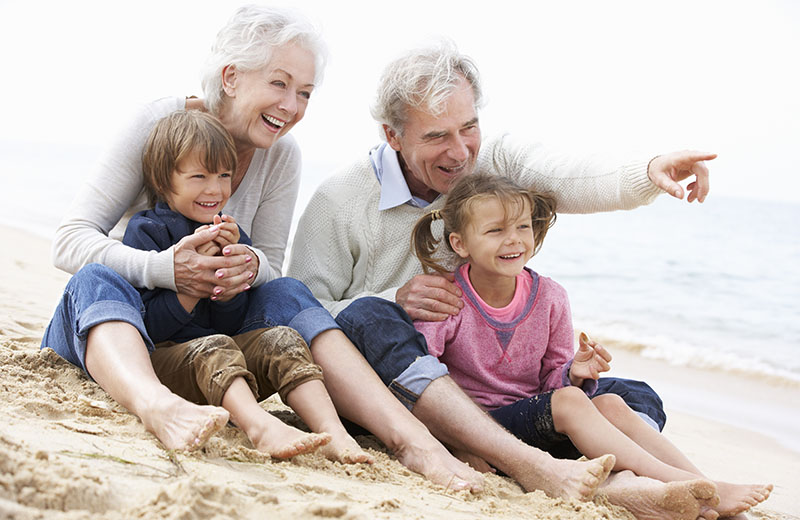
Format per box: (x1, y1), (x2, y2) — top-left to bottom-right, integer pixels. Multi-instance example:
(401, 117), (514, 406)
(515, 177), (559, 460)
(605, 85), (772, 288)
(574, 320), (800, 387)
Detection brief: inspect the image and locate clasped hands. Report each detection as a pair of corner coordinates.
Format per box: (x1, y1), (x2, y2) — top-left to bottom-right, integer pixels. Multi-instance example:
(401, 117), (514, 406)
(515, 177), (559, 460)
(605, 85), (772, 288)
(173, 214), (259, 302)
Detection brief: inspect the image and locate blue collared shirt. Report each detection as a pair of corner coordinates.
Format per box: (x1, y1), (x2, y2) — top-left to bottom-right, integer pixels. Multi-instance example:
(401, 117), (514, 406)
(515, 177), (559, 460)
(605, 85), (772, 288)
(370, 142), (440, 210)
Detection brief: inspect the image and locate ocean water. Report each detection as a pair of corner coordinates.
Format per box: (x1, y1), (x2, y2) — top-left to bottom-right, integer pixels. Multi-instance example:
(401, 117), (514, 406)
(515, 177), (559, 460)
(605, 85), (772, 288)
(529, 195), (800, 385)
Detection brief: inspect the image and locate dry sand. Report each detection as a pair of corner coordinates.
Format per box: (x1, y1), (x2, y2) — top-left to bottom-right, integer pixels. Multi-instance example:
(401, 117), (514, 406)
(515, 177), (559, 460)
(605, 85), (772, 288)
(1, 224), (796, 519)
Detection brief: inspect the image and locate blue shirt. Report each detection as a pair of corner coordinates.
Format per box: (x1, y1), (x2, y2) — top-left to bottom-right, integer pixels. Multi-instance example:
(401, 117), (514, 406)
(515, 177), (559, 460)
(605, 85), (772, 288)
(122, 202), (252, 344)
(370, 142), (441, 210)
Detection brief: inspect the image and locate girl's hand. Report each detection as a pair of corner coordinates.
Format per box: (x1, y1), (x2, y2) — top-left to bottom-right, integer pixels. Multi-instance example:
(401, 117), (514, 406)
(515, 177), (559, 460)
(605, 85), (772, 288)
(569, 332), (612, 387)
(212, 214), (240, 249)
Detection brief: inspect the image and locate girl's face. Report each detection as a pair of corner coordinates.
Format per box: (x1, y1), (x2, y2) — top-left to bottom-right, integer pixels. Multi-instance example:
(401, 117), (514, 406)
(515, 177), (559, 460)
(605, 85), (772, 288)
(449, 195), (534, 283)
(218, 43), (316, 152)
(166, 152), (233, 223)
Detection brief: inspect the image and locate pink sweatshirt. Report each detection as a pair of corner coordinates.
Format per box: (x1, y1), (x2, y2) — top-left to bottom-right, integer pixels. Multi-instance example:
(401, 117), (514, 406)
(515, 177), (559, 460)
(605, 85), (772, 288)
(415, 264), (592, 410)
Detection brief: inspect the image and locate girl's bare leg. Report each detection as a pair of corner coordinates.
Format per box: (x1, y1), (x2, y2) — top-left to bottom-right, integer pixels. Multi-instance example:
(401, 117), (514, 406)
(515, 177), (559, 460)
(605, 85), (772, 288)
(413, 376), (615, 500)
(85, 322), (228, 450)
(285, 379), (374, 464)
(221, 378), (330, 458)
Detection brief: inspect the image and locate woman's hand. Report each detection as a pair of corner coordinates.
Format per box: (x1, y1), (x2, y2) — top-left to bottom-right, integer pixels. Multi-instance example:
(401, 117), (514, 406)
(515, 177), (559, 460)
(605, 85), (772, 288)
(569, 332), (612, 387)
(212, 244), (259, 302)
(173, 227), (257, 300)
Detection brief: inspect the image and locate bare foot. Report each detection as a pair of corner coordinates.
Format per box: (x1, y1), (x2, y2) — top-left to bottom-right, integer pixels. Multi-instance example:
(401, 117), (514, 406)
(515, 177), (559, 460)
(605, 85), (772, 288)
(515, 453), (615, 500)
(714, 482), (772, 517)
(319, 432), (375, 464)
(599, 470), (720, 520)
(451, 447), (495, 473)
(394, 434), (485, 492)
(140, 393), (229, 451)
(250, 420), (331, 459)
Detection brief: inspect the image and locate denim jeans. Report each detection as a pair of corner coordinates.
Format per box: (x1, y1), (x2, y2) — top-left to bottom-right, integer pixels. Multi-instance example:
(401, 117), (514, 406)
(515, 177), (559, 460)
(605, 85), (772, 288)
(41, 263), (339, 376)
(336, 296), (666, 431)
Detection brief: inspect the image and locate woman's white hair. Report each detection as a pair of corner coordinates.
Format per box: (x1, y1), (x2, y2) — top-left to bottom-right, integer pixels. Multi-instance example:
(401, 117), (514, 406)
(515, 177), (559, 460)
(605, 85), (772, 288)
(370, 39), (484, 136)
(201, 5), (328, 115)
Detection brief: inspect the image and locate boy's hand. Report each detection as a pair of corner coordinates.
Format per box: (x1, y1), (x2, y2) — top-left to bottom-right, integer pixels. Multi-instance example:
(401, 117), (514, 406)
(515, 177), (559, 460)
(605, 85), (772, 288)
(193, 225), (221, 256)
(569, 332), (612, 387)
(212, 214), (240, 249)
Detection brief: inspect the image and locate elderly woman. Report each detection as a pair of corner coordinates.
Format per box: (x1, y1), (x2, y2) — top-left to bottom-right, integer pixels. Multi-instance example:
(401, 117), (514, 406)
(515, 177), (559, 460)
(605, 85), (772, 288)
(40, 5), (490, 492)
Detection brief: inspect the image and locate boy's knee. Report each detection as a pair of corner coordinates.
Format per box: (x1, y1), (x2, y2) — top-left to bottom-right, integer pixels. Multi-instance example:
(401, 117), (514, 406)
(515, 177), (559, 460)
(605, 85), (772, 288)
(259, 326), (312, 358)
(189, 334), (239, 358)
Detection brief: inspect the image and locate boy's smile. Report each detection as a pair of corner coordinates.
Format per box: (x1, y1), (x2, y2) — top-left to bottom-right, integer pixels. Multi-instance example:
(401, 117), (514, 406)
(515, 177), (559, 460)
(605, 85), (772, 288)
(166, 153), (232, 223)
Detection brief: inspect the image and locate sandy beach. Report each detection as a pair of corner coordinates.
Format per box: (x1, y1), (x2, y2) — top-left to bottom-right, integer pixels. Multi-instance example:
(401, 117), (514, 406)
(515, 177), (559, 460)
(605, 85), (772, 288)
(1, 224), (797, 519)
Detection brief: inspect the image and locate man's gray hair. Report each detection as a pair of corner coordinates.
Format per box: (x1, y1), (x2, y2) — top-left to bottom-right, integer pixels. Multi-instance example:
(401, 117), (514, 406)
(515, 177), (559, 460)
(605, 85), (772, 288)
(201, 5), (328, 116)
(370, 39), (484, 136)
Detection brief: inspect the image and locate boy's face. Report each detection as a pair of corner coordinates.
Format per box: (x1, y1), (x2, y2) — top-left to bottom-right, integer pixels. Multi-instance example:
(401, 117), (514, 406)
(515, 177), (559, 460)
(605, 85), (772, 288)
(165, 152), (232, 223)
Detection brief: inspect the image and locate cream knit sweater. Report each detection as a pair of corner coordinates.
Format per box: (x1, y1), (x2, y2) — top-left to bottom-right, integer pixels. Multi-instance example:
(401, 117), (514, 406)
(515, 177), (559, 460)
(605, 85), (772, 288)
(287, 133), (662, 316)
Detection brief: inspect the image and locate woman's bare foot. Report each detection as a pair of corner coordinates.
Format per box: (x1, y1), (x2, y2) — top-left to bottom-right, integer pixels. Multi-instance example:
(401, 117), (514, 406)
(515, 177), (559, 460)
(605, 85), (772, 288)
(250, 419), (331, 459)
(140, 393), (229, 451)
(393, 432), (485, 492)
(714, 481), (772, 517)
(599, 470), (720, 520)
(515, 453), (615, 500)
(319, 432), (374, 464)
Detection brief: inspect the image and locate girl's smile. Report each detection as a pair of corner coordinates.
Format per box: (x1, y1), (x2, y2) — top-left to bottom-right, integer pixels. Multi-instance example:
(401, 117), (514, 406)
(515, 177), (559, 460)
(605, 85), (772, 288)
(449, 195), (534, 306)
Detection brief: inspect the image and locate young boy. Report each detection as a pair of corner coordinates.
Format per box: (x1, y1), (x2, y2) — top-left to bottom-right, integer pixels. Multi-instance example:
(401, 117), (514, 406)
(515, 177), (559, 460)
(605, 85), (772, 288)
(122, 110), (371, 463)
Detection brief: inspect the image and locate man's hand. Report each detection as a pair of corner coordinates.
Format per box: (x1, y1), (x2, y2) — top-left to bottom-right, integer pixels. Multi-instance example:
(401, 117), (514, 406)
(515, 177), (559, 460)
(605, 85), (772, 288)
(396, 273), (463, 321)
(647, 150), (717, 203)
(173, 227), (256, 300)
(569, 332), (612, 387)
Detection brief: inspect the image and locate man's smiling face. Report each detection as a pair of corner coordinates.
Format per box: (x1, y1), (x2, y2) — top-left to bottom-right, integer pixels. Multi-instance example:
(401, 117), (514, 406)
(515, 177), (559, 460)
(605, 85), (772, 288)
(384, 78), (481, 202)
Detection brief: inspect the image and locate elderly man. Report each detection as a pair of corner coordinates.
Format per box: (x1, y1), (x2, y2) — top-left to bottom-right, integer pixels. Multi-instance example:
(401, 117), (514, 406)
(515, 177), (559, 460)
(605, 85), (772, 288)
(288, 41), (719, 513)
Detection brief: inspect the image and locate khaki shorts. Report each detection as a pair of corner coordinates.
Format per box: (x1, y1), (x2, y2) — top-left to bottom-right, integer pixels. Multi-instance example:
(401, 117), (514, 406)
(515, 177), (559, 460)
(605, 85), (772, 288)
(150, 327), (323, 406)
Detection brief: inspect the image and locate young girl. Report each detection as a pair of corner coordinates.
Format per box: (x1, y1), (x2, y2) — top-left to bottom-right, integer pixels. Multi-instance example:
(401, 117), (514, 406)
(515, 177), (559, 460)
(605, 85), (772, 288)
(411, 172), (770, 518)
(121, 110), (371, 464)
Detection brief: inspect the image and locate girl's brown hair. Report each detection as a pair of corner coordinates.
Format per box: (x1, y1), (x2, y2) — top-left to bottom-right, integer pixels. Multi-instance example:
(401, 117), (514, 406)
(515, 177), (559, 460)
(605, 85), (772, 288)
(141, 110), (238, 206)
(412, 172), (557, 274)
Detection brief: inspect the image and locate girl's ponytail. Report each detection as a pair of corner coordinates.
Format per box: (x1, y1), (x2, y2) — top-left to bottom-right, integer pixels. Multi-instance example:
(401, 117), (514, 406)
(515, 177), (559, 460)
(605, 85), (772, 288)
(411, 210), (449, 274)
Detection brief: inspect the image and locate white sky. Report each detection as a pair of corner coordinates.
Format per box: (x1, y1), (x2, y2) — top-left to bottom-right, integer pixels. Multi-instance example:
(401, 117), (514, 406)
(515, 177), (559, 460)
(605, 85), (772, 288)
(1, 0), (799, 203)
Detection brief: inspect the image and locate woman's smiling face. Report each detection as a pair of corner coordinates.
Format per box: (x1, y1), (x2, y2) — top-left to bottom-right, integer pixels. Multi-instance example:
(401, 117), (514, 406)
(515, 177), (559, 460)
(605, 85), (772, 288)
(219, 43), (316, 151)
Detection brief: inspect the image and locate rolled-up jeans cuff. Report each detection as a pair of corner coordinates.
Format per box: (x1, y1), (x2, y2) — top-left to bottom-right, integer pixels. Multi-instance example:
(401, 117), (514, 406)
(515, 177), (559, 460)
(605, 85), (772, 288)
(287, 306), (340, 345)
(637, 412), (660, 431)
(388, 355), (449, 411)
(77, 300), (154, 371)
